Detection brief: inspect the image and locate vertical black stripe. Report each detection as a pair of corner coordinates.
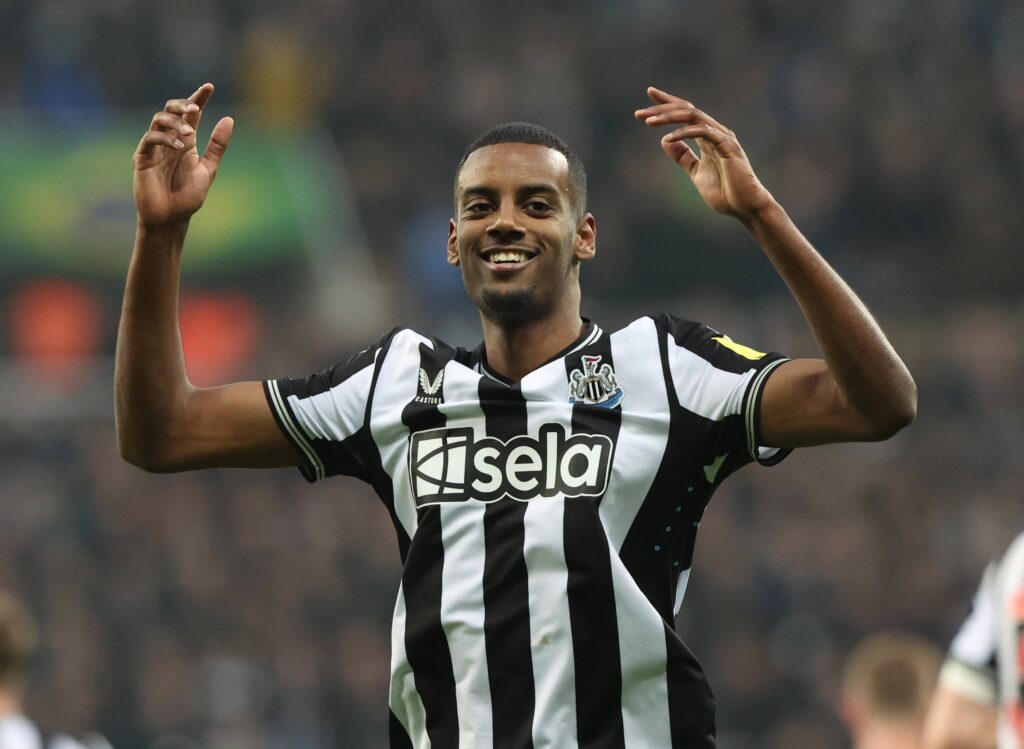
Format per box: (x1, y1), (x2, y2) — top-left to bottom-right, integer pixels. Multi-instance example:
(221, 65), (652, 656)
(401, 507), (459, 747)
(664, 623), (716, 749)
(398, 343), (459, 748)
(479, 377), (536, 749)
(389, 708), (414, 749)
(563, 337), (626, 748)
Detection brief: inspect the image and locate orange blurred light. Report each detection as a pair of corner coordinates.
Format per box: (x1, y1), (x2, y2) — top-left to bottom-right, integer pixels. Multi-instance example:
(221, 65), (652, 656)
(179, 292), (261, 387)
(10, 278), (102, 387)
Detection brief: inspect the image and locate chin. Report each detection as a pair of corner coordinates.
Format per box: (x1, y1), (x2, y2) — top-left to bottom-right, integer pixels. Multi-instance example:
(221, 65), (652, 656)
(480, 286), (539, 327)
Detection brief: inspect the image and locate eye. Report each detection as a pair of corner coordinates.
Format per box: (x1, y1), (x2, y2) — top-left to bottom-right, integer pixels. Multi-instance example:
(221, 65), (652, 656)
(525, 200), (553, 213)
(464, 201), (492, 215)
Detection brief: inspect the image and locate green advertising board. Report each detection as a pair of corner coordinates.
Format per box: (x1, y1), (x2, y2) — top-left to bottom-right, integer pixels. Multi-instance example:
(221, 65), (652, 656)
(0, 117), (341, 278)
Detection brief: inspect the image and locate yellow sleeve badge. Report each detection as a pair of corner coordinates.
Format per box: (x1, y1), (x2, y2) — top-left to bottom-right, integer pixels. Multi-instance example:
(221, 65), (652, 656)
(711, 335), (766, 361)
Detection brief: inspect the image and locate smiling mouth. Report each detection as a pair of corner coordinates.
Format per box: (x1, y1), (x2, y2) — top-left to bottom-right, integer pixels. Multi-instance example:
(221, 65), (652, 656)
(480, 247), (538, 268)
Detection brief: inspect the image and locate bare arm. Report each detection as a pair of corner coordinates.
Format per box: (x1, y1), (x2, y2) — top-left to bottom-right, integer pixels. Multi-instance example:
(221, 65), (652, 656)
(115, 83), (297, 472)
(922, 686), (998, 749)
(635, 87), (916, 446)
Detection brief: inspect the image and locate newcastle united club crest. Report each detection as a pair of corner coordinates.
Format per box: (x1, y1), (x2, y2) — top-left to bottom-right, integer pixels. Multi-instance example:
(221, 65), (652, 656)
(568, 355), (624, 409)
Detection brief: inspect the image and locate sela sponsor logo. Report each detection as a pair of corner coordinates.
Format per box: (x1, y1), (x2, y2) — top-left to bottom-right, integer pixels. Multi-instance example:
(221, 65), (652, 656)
(409, 424), (612, 505)
(415, 367), (444, 405)
(569, 355), (623, 408)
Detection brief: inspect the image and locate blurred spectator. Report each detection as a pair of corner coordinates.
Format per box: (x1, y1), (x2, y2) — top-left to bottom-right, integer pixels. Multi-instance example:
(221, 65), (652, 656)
(840, 633), (942, 749)
(0, 589), (108, 749)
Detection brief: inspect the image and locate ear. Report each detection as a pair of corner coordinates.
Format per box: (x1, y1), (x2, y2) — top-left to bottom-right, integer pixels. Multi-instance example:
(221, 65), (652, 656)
(573, 212), (596, 263)
(447, 218), (460, 266)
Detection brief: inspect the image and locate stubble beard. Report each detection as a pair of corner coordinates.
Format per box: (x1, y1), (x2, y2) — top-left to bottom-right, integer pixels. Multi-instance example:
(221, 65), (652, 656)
(480, 284), (542, 329)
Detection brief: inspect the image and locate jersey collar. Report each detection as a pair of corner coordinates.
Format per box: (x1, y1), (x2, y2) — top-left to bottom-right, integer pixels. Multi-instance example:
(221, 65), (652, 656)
(476, 319), (603, 384)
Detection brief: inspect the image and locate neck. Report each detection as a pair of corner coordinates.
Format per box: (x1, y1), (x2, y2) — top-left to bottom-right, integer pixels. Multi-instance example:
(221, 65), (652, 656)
(480, 305), (585, 382)
(0, 690), (22, 717)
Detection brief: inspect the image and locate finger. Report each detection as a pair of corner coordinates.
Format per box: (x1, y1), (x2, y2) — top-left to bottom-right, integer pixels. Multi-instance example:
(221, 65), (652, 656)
(188, 82), (215, 109)
(137, 130), (185, 155)
(184, 83), (215, 128)
(635, 100), (693, 120)
(163, 98), (201, 116)
(637, 103), (733, 134)
(200, 116), (234, 176)
(662, 124), (731, 150)
(661, 139), (700, 176)
(150, 111), (195, 136)
(647, 86), (683, 105)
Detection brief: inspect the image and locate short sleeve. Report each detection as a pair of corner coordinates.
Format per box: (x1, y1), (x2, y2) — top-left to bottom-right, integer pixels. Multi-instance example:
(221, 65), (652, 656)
(264, 329), (397, 483)
(652, 313), (791, 473)
(939, 561), (1000, 705)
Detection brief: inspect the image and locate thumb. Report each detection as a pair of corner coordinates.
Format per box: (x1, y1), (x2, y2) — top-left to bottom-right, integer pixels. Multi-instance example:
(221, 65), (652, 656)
(201, 116), (234, 176)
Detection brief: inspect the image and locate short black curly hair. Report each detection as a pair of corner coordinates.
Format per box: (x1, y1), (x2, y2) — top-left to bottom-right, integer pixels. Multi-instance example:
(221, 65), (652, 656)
(455, 122), (588, 218)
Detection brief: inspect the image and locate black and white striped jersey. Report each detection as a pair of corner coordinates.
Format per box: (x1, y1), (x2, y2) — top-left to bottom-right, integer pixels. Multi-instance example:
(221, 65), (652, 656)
(264, 315), (791, 748)
(939, 531), (1024, 748)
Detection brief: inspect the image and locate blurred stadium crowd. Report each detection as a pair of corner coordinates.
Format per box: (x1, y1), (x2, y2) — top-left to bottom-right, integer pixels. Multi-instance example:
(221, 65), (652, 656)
(1, 0), (1023, 746)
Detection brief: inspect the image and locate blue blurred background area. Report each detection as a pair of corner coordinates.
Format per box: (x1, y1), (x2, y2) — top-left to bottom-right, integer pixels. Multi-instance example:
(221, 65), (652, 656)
(0, 0), (1022, 746)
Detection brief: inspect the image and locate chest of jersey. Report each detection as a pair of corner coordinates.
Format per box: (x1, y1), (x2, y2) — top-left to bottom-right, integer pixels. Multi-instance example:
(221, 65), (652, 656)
(373, 335), (667, 513)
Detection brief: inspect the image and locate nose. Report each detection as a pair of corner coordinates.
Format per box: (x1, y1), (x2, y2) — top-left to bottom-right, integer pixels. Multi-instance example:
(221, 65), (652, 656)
(486, 206), (525, 244)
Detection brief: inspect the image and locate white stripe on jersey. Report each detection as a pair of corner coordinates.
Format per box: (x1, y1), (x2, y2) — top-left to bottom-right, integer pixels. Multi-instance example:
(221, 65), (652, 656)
(439, 501), (495, 746)
(434, 356), (500, 744)
(370, 331), (434, 541)
(610, 547), (673, 748)
(523, 497), (579, 749)
(389, 585), (430, 749)
(519, 387), (580, 748)
(600, 318), (672, 552)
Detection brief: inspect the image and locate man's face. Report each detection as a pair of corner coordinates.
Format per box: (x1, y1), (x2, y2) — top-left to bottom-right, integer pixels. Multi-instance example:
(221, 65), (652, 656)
(448, 143), (595, 327)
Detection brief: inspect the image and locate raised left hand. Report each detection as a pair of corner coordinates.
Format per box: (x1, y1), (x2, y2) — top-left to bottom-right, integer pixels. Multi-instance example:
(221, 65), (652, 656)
(635, 87), (775, 220)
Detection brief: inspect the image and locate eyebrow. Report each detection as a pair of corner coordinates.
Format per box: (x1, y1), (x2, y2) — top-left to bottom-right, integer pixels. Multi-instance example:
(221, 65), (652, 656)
(460, 183), (564, 204)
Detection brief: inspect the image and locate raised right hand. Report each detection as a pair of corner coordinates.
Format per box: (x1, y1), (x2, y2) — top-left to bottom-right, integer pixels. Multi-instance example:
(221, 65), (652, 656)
(133, 83), (234, 230)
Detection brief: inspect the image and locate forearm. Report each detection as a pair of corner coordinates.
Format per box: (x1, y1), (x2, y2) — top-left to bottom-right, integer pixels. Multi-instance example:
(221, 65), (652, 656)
(743, 200), (916, 434)
(114, 221), (195, 468)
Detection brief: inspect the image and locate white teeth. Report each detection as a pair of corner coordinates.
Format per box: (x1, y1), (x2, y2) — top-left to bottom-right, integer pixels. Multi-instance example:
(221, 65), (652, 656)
(491, 251), (529, 263)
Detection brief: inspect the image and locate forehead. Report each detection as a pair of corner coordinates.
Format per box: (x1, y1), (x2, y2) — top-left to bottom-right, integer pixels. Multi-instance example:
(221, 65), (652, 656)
(457, 143), (572, 196)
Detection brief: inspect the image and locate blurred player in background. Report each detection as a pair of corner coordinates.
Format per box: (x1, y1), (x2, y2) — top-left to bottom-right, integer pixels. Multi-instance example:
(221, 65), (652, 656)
(116, 83), (916, 746)
(923, 531), (1024, 749)
(0, 591), (106, 749)
(0, 590), (39, 749)
(841, 632), (942, 749)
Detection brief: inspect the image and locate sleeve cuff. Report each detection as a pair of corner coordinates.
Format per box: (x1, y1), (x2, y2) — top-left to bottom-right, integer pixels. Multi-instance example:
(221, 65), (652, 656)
(263, 379), (326, 482)
(744, 357), (792, 466)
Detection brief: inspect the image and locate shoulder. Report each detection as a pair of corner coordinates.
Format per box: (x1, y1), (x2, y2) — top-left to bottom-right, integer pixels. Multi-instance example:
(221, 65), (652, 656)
(644, 313), (779, 373)
(380, 327), (469, 363)
(644, 313), (706, 340)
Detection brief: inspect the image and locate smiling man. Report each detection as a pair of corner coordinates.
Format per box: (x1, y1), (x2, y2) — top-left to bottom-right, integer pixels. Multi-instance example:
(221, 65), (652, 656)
(116, 83), (916, 748)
